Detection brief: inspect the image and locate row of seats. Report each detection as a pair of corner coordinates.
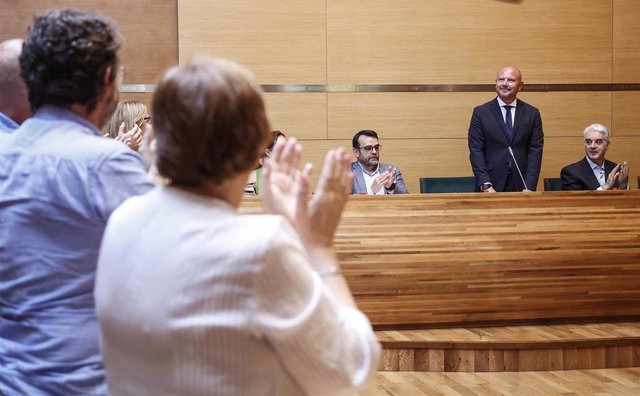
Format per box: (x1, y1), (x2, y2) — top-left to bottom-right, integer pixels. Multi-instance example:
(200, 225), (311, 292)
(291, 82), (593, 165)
(419, 176), (640, 193)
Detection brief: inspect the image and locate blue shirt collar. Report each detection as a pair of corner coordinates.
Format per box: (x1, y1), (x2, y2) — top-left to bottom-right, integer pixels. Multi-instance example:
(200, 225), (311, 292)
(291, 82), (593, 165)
(34, 105), (103, 137)
(0, 111), (20, 133)
(585, 155), (605, 171)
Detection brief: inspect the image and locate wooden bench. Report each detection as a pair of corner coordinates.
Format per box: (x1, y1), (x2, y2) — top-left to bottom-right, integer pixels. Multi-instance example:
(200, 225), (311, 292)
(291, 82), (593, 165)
(243, 190), (640, 328)
(241, 190), (640, 371)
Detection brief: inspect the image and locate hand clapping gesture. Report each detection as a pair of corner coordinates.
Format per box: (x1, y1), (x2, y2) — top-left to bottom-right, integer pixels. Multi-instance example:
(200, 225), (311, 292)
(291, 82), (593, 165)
(603, 162), (629, 190)
(372, 167), (396, 192)
(261, 138), (353, 248)
(104, 122), (143, 151)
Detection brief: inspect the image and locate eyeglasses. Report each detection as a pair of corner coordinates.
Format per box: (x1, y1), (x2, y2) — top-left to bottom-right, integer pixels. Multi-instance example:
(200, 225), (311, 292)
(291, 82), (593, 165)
(584, 139), (604, 145)
(136, 116), (152, 128)
(358, 144), (381, 153)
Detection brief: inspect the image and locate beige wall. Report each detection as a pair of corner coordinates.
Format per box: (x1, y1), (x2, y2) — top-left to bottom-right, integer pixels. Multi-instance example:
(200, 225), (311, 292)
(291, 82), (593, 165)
(179, 0), (640, 191)
(2, 1), (638, 191)
(0, 0), (178, 108)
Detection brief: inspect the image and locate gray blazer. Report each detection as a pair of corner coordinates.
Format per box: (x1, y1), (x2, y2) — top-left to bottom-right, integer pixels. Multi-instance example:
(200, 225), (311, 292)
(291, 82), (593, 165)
(350, 162), (409, 195)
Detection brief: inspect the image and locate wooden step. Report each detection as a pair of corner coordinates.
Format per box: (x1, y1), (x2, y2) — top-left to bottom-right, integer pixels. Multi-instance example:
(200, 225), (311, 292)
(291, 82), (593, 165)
(377, 322), (640, 372)
(356, 368), (640, 396)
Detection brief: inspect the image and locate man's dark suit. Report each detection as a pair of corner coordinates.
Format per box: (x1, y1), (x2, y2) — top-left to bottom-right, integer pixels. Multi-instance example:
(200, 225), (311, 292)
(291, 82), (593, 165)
(561, 157), (618, 190)
(468, 98), (544, 191)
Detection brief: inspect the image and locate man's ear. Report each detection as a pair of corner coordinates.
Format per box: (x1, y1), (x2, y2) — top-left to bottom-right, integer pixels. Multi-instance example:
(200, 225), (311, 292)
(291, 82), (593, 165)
(99, 66), (116, 98)
(103, 65), (119, 88)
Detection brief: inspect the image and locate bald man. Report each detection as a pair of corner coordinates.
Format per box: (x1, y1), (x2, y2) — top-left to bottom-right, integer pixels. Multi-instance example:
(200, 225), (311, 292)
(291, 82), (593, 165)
(468, 66), (544, 192)
(0, 39), (31, 133)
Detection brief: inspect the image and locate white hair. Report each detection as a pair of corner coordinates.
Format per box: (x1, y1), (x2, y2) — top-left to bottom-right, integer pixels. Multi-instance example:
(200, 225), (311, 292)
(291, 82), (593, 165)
(583, 123), (610, 142)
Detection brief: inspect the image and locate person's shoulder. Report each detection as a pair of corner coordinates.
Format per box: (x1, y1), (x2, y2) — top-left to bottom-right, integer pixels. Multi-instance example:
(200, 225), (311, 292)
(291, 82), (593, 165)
(473, 98), (497, 112)
(604, 159), (620, 168)
(106, 188), (155, 226)
(561, 158), (585, 173)
(75, 132), (135, 159)
(516, 99), (540, 113)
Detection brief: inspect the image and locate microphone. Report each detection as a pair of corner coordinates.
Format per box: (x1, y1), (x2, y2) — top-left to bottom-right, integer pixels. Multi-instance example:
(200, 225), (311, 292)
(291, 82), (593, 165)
(508, 147), (529, 191)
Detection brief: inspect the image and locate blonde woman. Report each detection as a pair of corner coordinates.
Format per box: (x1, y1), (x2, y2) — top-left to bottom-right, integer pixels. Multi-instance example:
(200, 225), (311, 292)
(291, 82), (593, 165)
(106, 100), (151, 152)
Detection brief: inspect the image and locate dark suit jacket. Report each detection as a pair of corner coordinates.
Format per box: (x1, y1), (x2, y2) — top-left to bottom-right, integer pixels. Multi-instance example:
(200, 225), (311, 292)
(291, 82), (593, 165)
(468, 98), (544, 191)
(561, 157), (618, 190)
(350, 162), (409, 194)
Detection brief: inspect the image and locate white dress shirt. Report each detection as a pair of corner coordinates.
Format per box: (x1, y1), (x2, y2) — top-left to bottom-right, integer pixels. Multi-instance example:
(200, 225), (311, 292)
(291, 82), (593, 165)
(358, 162), (385, 195)
(497, 97), (518, 126)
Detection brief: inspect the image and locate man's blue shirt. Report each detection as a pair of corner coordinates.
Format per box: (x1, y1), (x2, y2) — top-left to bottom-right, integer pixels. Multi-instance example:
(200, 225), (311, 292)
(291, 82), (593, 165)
(0, 106), (153, 395)
(0, 112), (20, 134)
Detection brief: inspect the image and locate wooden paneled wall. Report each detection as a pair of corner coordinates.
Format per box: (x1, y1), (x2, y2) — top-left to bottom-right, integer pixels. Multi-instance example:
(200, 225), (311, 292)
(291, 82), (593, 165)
(2, 2), (638, 192)
(0, 0), (178, 108)
(179, 0), (640, 192)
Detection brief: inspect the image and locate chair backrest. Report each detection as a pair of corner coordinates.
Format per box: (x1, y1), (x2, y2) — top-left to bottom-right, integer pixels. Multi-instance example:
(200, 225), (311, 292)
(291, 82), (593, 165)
(543, 178), (562, 191)
(419, 177), (477, 193)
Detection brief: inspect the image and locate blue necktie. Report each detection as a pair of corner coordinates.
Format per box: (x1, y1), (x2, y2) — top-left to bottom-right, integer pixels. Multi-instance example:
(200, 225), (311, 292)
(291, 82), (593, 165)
(504, 105), (513, 140)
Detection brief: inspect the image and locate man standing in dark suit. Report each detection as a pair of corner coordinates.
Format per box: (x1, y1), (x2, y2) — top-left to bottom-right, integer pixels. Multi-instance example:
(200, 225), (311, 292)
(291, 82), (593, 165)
(350, 129), (408, 194)
(561, 123), (630, 190)
(468, 66), (544, 192)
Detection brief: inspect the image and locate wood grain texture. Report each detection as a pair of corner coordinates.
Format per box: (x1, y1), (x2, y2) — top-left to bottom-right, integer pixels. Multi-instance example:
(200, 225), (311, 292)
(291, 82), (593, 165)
(241, 191), (640, 327)
(377, 323), (640, 372)
(326, 92), (612, 139)
(178, 0), (326, 84)
(356, 368), (640, 395)
(0, 0), (177, 83)
(327, 0), (612, 84)
(264, 93), (327, 140)
(0, 0), (178, 111)
(613, 0), (640, 82)
(377, 323), (640, 350)
(612, 92), (640, 137)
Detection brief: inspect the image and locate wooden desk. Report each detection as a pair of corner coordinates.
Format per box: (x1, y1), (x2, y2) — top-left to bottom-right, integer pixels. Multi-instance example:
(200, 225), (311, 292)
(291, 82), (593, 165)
(241, 191), (640, 328)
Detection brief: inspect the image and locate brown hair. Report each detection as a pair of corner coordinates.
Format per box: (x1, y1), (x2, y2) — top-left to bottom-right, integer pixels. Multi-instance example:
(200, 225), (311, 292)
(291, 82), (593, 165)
(267, 130), (286, 151)
(152, 57), (270, 185)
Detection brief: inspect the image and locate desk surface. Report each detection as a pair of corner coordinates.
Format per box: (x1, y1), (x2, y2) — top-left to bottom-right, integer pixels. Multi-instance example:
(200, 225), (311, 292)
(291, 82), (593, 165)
(241, 191), (640, 328)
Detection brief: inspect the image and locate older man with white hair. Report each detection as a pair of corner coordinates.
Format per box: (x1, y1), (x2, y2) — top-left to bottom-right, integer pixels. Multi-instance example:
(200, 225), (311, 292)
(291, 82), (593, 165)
(561, 123), (630, 190)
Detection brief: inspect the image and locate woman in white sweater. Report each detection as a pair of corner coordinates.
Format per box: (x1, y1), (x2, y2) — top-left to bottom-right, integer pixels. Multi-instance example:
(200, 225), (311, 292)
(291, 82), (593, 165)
(94, 57), (380, 396)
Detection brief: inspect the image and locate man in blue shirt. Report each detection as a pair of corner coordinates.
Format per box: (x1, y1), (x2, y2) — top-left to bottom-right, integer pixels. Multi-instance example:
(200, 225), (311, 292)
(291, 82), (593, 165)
(0, 10), (153, 395)
(0, 39), (31, 134)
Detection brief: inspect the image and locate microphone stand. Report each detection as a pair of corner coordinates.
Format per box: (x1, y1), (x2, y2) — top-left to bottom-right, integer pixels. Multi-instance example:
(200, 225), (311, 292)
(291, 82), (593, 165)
(508, 147), (529, 191)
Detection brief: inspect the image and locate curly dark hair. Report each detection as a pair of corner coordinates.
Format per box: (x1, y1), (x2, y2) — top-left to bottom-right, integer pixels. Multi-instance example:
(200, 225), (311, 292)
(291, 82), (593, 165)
(19, 9), (121, 112)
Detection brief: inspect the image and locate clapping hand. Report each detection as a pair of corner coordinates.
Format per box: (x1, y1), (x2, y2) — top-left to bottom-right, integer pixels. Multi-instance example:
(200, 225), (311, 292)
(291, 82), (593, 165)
(261, 138), (352, 248)
(603, 164), (621, 190)
(106, 122), (143, 151)
(618, 161), (630, 189)
(371, 167), (396, 192)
